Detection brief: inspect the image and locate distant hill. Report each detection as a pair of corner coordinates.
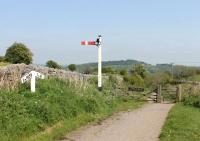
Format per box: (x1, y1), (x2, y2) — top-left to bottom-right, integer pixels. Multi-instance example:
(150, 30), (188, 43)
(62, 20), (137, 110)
(77, 60), (173, 73)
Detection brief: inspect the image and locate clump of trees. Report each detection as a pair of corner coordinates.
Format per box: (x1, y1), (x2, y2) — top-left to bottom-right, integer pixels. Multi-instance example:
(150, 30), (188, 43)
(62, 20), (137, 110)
(83, 67), (116, 74)
(102, 67), (115, 74)
(144, 71), (171, 88)
(119, 69), (127, 76)
(46, 60), (61, 69)
(68, 64), (76, 72)
(0, 56), (5, 62)
(173, 65), (200, 79)
(123, 64), (146, 87)
(4, 43), (33, 64)
(131, 64), (146, 78)
(83, 67), (93, 74)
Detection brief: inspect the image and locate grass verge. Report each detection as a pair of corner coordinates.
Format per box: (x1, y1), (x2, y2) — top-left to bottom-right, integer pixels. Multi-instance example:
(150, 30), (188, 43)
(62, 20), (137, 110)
(160, 103), (200, 141)
(0, 76), (145, 141)
(27, 100), (143, 141)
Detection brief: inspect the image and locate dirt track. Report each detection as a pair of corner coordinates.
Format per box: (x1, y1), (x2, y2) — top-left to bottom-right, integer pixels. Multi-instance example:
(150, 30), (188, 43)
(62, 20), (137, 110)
(61, 103), (174, 141)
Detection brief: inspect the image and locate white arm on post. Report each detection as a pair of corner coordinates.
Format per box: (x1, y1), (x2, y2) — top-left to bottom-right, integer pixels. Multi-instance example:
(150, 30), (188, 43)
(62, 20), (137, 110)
(21, 71), (45, 93)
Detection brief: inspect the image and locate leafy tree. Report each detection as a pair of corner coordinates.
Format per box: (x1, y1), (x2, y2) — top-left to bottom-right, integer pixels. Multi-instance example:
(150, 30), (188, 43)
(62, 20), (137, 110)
(5, 43), (33, 64)
(102, 67), (114, 74)
(123, 74), (144, 87)
(173, 65), (198, 79)
(68, 64), (76, 71)
(131, 64), (146, 78)
(46, 60), (61, 69)
(0, 56), (5, 62)
(145, 72), (171, 88)
(119, 69), (127, 75)
(84, 67), (93, 74)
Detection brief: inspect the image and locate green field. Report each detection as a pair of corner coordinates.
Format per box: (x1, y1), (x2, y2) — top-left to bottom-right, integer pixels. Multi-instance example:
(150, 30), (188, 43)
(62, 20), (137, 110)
(160, 104), (200, 141)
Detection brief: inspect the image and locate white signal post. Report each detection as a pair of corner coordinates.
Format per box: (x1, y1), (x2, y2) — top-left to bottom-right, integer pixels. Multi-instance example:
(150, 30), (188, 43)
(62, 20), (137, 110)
(81, 35), (102, 90)
(97, 35), (102, 90)
(21, 71), (45, 93)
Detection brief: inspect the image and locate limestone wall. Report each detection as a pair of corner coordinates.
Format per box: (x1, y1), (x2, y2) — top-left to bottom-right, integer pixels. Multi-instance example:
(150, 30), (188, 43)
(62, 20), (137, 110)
(0, 64), (92, 90)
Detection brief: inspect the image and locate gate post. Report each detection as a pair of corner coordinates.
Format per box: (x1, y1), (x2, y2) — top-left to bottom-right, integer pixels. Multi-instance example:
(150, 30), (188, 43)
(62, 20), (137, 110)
(157, 85), (162, 103)
(176, 85), (182, 102)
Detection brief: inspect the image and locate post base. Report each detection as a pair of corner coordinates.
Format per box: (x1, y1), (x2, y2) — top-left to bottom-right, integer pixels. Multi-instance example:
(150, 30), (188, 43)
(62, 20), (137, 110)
(98, 87), (102, 91)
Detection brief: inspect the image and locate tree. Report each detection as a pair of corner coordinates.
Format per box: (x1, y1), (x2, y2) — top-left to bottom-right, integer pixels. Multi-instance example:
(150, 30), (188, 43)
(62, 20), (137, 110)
(102, 67), (114, 74)
(131, 64), (146, 78)
(5, 43), (33, 64)
(68, 64), (76, 71)
(83, 67), (93, 74)
(0, 56), (5, 62)
(119, 69), (127, 75)
(46, 60), (61, 69)
(145, 72), (171, 88)
(123, 74), (144, 87)
(173, 65), (197, 79)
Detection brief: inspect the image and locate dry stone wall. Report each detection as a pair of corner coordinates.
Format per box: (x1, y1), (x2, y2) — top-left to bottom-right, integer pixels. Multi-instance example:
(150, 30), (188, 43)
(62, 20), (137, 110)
(0, 64), (92, 90)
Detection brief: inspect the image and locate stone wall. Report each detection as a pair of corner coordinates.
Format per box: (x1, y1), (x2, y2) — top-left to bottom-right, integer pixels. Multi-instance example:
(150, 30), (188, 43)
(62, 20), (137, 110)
(0, 64), (92, 90)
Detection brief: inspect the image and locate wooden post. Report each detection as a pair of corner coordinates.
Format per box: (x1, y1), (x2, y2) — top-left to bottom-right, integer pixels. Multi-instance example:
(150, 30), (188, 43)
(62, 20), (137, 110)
(157, 85), (162, 103)
(176, 85), (182, 102)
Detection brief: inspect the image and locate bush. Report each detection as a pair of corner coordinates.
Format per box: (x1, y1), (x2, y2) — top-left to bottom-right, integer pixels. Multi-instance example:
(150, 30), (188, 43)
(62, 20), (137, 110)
(5, 43), (33, 64)
(173, 65), (199, 79)
(46, 60), (61, 69)
(0, 56), (5, 62)
(68, 64), (76, 71)
(124, 74), (144, 87)
(102, 67), (115, 74)
(119, 69), (127, 75)
(145, 72), (171, 88)
(183, 95), (200, 108)
(83, 67), (93, 74)
(131, 64), (146, 78)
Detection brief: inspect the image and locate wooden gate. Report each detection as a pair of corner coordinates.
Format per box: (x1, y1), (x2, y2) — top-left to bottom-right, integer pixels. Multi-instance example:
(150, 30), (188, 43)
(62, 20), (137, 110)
(156, 85), (182, 103)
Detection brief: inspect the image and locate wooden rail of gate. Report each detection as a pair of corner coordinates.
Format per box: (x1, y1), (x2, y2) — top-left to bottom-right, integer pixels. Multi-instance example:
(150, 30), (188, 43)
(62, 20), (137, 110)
(156, 84), (182, 103)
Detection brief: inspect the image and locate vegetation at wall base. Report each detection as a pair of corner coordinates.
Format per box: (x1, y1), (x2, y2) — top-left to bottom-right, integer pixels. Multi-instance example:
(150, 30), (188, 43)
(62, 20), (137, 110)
(160, 103), (200, 141)
(0, 76), (145, 141)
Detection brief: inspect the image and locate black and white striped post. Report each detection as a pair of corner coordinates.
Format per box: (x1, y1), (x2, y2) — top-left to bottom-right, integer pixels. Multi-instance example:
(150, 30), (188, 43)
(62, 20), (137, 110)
(81, 35), (102, 90)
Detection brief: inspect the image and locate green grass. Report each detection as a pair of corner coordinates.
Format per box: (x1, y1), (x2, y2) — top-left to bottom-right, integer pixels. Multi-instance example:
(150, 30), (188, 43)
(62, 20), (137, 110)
(0, 77), (145, 141)
(160, 103), (200, 141)
(27, 100), (143, 141)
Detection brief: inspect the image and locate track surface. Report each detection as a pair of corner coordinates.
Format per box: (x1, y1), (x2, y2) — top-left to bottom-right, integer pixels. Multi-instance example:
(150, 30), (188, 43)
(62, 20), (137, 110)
(61, 103), (174, 141)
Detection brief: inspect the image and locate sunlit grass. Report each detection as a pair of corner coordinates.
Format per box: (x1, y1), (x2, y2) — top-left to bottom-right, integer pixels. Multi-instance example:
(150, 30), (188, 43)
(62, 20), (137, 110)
(160, 103), (200, 141)
(0, 77), (145, 141)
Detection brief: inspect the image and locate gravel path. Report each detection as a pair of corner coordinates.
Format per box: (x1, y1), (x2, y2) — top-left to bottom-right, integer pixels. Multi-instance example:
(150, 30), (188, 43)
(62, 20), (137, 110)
(61, 103), (174, 141)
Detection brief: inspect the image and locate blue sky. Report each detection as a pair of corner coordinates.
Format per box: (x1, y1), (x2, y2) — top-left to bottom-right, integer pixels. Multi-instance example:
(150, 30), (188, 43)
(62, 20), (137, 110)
(0, 0), (200, 65)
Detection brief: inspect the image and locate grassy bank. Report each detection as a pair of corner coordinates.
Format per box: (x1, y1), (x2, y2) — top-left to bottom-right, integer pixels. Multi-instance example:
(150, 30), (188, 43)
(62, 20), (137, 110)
(160, 104), (200, 141)
(0, 76), (145, 141)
